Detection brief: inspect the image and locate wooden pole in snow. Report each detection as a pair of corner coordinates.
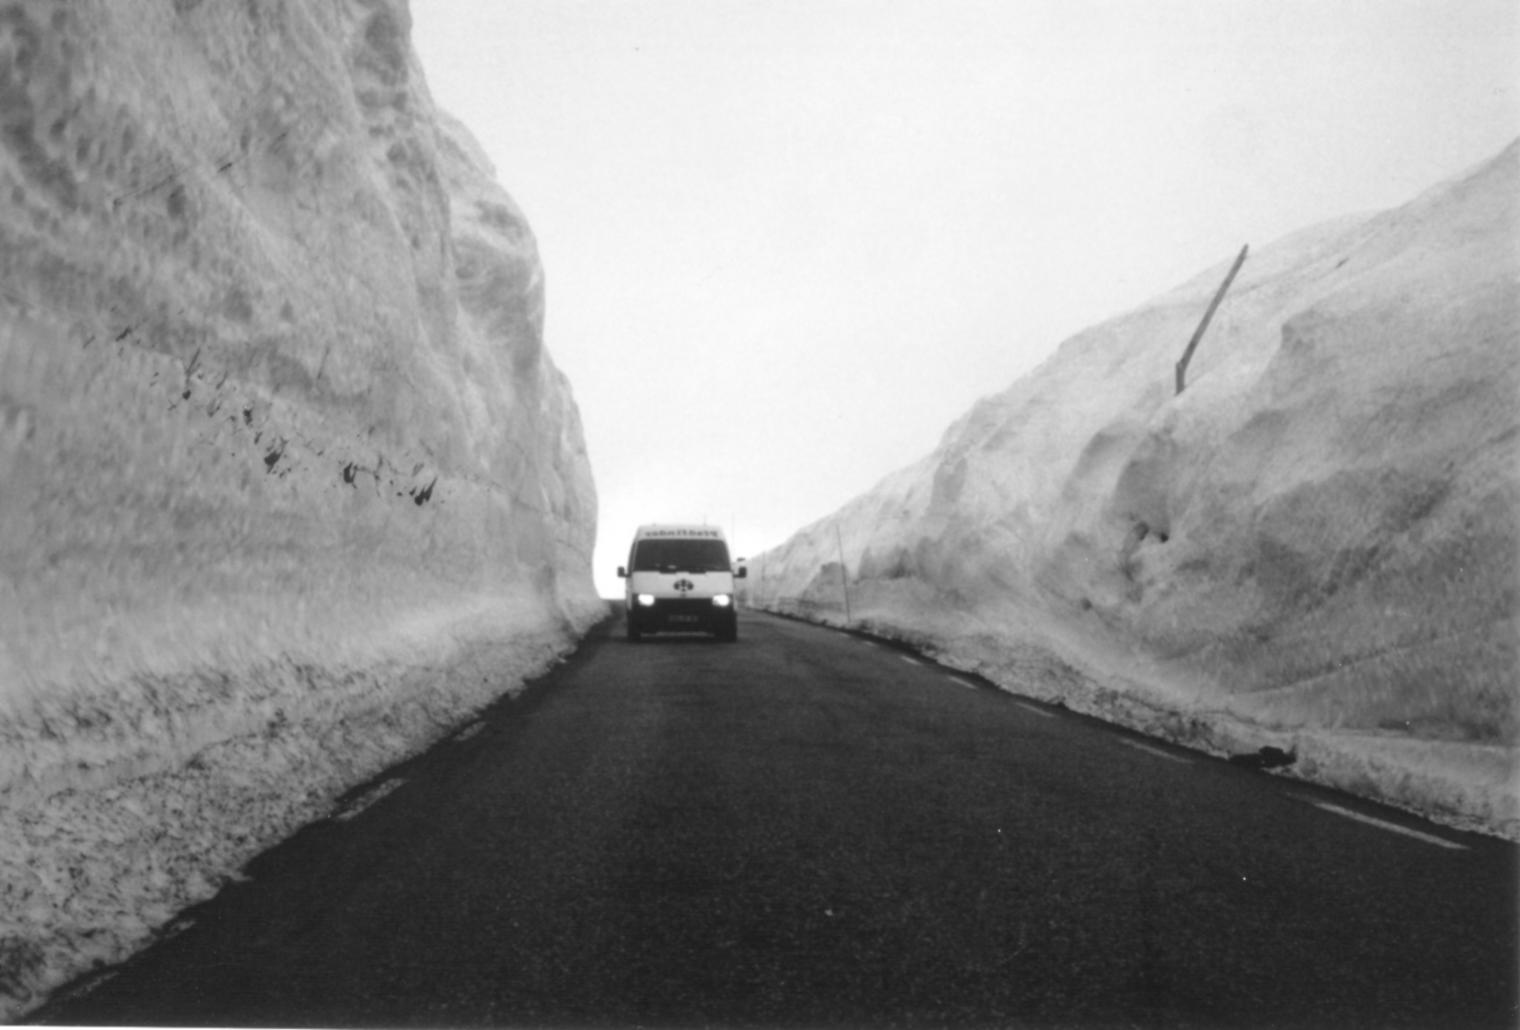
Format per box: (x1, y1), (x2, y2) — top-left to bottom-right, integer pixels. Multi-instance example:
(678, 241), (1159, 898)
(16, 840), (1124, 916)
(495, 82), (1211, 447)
(835, 524), (852, 625)
(1175, 244), (1249, 395)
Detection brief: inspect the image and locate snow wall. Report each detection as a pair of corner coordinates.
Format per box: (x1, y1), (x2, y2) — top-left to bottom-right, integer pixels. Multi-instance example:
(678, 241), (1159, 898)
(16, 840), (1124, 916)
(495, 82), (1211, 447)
(0, 0), (604, 1015)
(749, 141), (1518, 841)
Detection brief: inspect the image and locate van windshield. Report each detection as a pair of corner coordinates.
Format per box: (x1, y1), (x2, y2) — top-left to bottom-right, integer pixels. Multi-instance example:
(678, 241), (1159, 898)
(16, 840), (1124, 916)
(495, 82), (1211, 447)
(632, 538), (731, 573)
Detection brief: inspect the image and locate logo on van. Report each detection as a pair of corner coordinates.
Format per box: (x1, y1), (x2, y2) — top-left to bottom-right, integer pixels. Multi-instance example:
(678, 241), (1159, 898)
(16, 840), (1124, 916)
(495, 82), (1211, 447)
(673, 579), (694, 593)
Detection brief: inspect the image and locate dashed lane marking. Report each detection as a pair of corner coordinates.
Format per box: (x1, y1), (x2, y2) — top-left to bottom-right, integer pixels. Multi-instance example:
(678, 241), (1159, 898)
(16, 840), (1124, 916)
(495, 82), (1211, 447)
(160, 917), (196, 942)
(1014, 701), (1055, 719)
(335, 778), (405, 822)
(1311, 801), (1467, 850)
(898, 655), (922, 667)
(453, 721), (485, 742)
(948, 676), (978, 690)
(1119, 739), (1193, 764)
(48, 968), (119, 1009)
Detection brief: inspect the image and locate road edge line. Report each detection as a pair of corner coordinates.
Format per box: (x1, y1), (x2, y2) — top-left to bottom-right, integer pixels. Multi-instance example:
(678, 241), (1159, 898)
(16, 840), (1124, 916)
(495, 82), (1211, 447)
(1310, 801), (1467, 850)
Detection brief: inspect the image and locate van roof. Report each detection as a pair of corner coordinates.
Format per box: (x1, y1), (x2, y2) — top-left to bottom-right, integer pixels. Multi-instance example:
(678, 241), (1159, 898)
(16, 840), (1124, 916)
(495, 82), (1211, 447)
(633, 524), (727, 540)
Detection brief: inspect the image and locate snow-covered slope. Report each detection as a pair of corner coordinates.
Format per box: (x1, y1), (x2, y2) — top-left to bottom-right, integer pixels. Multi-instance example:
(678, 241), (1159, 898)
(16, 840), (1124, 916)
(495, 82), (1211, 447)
(0, 1), (602, 1015)
(750, 142), (1518, 839)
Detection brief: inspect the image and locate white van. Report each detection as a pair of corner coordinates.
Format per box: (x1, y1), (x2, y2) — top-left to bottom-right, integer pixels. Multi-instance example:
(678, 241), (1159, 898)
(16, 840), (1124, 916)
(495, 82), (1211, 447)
(617, 524), (746, 642)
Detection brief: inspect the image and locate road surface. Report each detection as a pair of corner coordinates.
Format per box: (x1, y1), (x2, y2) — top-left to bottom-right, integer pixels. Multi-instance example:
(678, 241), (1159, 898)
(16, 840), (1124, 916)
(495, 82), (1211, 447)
(36, 609), (1518, 1027)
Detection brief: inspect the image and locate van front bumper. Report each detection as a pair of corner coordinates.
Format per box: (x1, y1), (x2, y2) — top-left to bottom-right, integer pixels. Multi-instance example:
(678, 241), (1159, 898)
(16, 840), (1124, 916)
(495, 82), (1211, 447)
(630, 598), (735, 634)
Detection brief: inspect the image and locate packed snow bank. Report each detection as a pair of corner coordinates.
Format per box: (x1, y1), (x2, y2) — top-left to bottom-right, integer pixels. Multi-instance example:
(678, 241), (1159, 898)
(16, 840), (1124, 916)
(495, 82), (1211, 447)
(749, 141), (1519, 841)
(0, 0), (602, 1016)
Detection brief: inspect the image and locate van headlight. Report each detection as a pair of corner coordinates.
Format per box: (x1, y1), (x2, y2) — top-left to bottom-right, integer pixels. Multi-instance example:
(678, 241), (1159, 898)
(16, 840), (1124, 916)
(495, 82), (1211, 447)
(711, 594), (732, 608)
(636, 594), (656, 607)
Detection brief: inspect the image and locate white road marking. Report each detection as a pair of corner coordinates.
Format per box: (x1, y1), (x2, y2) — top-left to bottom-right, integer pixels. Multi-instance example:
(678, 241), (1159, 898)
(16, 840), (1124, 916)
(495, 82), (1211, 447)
(1311, 801), (1467, 850)
(860, 639), (878, 648)
(948, 676), (978, 690)
(54, 968), (119, 1007)
(335, 778), (405, 822)
(1014, 701), (1055, 719)
(453, 721), (484, 742)
(898, 655), (922, 667)
(161, 917), (196, 942)
(1118, 739), (1192, 764)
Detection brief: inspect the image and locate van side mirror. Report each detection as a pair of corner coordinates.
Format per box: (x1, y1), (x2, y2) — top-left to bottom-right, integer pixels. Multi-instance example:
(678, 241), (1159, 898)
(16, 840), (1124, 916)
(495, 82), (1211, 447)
(616, 566), (628, 578)
(735, 566), (748, 579)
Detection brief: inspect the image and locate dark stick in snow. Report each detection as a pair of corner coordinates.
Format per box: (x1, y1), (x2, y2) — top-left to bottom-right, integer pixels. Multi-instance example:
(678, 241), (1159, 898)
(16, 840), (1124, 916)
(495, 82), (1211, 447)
(1175, 243), (1249, 395)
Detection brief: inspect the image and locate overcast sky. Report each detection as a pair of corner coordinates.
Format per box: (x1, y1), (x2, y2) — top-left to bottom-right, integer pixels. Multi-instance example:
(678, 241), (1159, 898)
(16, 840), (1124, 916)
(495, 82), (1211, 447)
(410, 0), (1518, 597)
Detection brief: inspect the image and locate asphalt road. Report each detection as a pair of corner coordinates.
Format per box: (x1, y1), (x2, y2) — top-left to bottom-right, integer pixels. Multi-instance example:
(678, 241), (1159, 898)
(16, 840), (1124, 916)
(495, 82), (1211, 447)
(36, 609), (1518, 1028)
